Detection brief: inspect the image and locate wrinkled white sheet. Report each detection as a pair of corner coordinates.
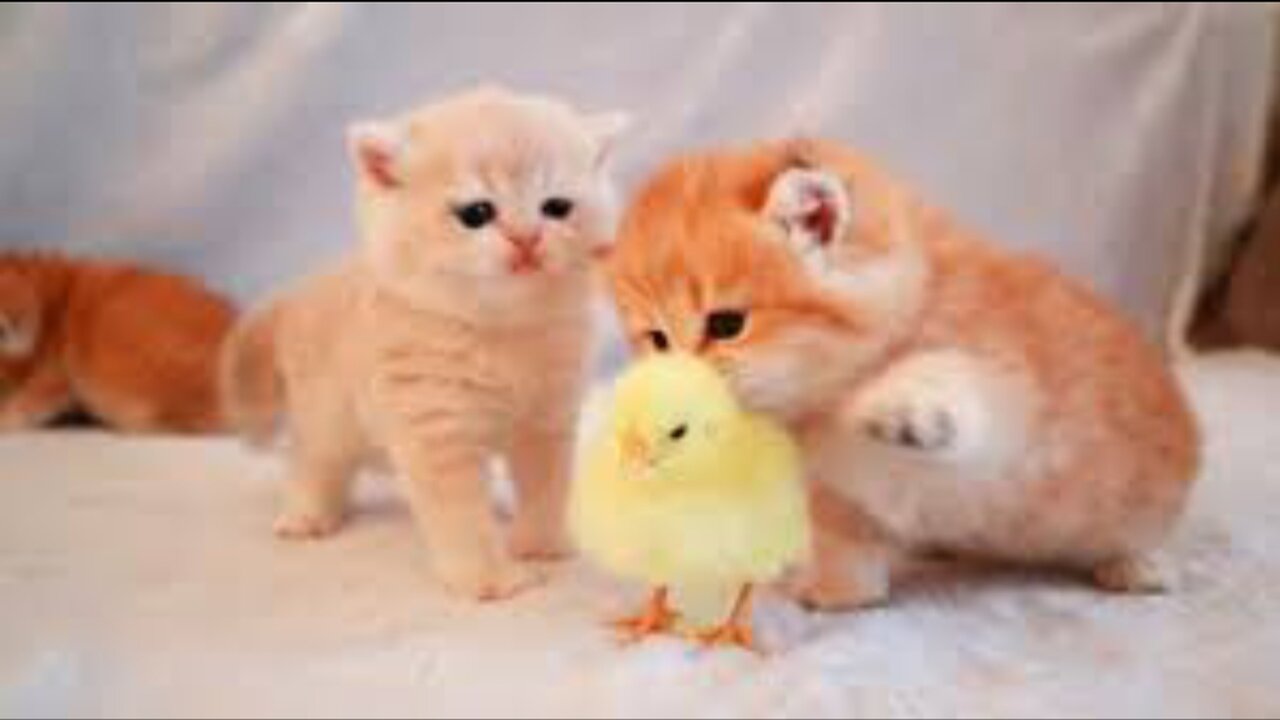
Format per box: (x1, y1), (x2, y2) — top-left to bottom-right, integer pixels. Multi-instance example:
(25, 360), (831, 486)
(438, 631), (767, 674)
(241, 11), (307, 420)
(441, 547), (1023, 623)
(1, 353), (1278, 718)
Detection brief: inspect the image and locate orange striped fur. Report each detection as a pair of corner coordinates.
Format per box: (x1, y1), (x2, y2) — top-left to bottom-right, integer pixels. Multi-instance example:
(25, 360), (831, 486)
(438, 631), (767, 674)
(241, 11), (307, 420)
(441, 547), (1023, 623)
(608, 139), (1199, 609)
(0, 252), (234, 434)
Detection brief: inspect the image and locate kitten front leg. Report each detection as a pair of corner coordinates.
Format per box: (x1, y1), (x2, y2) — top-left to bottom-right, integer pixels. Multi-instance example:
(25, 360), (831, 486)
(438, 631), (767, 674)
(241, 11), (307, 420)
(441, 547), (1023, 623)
(845, 349), (1033, 468)
(507, 425), (574, 562)
(392, 438), (543, 602)
(0, 364), (74, 431)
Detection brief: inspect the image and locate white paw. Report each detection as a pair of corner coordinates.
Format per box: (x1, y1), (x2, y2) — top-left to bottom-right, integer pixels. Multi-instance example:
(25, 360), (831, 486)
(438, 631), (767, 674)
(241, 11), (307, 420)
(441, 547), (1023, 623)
(436, 557), (547, 603)
(1092, 556), (1170, 594)
(861, 396), (958, 452)
(784, 560), (890, 612)
(273, 510), (344, 540)
(847, 350), (1002, 460)
(508, 520), (574, 563)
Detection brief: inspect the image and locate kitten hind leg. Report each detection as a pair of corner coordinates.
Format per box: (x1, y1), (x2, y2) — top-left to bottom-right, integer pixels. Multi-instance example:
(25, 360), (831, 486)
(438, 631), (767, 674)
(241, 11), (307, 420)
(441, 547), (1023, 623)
(273, 445), (360, 539)
(789, 484), (892, 611)
(273, 402), (361, 539)
(1091, 554), (1169, 594)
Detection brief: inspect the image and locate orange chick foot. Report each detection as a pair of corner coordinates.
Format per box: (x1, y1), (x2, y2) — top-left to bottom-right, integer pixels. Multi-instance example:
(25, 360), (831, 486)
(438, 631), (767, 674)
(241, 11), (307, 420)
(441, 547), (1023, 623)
(690, 620), (762, 655)
(688, 584), (764, 655)
(609, 588), (679, 645)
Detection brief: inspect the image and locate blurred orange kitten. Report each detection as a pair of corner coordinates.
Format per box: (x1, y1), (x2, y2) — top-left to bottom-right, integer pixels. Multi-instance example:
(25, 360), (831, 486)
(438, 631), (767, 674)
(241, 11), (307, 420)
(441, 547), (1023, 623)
(0, 253), (234, 433)
(222, 87), (627, 601)
(608, 139), (1199, 609)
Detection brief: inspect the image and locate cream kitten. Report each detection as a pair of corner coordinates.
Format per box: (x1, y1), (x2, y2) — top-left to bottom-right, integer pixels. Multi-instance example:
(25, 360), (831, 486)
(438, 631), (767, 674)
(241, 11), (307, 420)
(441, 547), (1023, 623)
(608, 139), (1199, 610)
(222, 87), (627, 601)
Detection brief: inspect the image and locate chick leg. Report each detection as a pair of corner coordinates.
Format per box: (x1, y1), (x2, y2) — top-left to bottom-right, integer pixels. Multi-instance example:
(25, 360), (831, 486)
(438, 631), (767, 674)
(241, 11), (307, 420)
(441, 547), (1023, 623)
(692, 584), (760, 654)
(610, 587), (679, 644)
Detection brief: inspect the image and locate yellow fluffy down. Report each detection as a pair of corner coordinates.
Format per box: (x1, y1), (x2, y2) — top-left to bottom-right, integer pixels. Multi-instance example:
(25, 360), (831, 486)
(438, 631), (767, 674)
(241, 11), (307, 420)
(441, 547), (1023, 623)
(569, 354), (811, 592)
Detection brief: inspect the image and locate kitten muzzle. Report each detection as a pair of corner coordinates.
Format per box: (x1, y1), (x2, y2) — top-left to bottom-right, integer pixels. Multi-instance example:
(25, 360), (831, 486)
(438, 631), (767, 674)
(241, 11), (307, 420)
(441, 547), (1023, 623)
(505, 232), (545, 274)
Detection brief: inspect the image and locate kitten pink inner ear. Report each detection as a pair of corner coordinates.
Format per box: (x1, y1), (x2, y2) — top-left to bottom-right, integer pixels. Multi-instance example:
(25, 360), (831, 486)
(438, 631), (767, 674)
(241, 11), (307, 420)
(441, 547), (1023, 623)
(347, 121), (407, 190)
(586, 111), (631, 166)
(763, 168), (852, 247)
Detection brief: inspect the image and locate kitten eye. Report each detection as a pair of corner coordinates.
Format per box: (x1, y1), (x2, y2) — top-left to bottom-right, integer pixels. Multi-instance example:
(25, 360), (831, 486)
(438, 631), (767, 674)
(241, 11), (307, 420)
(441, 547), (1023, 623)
(454, 200), (497, 229)
(541, 197), (574, 220)
(668, 424), (688, 441)
(705, 310), (747, 342)
(646, 330), (670, 352)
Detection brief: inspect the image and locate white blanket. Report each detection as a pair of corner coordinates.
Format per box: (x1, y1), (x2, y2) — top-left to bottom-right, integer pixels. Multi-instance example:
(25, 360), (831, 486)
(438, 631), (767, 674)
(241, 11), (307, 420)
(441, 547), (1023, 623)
(1, 351), (1278, 718)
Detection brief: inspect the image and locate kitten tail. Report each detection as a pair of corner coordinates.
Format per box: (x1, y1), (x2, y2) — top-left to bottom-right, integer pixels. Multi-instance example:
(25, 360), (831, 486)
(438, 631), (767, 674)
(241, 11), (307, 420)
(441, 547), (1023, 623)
(220, 302), (283, 448)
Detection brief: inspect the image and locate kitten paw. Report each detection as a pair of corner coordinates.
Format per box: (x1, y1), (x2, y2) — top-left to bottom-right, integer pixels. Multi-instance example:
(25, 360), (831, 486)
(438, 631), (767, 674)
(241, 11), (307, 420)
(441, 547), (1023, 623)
(509, 522), (574, 563)
(1091, 556), (1169, 594)
(861, 397), (957, 452)
(437, 558), (547, 603)
(785, 563), (890, 612)
(273, 510), (344, 540)
(0, 407), (47, 432)
(0, 412), (24, 432)
(846, 350), (1004, 458)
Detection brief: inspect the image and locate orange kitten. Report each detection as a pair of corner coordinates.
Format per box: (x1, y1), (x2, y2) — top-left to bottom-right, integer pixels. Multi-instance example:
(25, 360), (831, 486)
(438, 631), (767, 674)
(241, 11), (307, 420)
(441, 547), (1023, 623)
(221, 87), (627, 601)
(608, 139), (1199, 610)
(0, 252), (235, 433)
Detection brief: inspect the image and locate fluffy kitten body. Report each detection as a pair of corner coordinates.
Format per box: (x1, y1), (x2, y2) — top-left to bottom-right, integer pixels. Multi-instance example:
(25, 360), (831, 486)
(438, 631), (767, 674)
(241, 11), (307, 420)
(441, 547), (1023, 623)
(0, 253), (234, 433)
(222, 88), (625, 601)
(608, 139), (1199, 609)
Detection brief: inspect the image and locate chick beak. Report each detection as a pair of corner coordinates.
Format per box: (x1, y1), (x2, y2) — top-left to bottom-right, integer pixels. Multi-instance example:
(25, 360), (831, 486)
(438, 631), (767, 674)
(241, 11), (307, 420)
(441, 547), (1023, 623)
(620, 430), (653, 476)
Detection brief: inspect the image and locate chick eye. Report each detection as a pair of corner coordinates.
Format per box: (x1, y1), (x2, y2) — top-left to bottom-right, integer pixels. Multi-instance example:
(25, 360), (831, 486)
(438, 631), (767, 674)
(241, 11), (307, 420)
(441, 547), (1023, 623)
(646, 330), (670, 352)
(668, 424), (688, 441)
(541, 197), (574, 220)
(705, 310), (747, 342)
(453, 200), (497, 229)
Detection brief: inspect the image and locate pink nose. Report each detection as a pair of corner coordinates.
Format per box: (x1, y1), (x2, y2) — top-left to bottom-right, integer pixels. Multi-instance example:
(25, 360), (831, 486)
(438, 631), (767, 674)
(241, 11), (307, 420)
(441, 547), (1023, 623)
(507, 232), (542, 252)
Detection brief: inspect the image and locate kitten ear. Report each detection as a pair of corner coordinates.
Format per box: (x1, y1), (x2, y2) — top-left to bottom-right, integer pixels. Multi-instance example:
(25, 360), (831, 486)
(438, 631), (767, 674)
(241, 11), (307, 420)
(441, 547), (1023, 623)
(763, 167), (852, 249)
(347, 120), (408, 190)
(585, 111), (631, 168)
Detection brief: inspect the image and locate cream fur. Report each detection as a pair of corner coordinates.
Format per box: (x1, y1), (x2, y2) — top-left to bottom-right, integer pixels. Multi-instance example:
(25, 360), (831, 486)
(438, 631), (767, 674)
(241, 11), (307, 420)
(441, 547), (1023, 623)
(222, 87), (625, 601)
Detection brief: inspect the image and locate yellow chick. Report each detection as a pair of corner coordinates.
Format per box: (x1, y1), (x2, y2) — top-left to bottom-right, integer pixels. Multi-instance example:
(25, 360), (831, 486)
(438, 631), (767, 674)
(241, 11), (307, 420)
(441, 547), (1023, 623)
(570, 353), (810, 652)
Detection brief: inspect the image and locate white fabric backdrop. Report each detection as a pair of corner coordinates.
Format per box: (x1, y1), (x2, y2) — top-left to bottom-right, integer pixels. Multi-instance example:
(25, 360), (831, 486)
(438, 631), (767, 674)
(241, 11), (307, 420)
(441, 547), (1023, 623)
(0, 3), (1272, 344)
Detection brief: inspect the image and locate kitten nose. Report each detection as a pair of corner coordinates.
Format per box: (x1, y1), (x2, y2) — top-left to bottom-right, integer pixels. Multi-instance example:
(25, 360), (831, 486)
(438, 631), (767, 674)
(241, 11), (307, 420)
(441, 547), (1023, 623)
(506, 230), (542, 252)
